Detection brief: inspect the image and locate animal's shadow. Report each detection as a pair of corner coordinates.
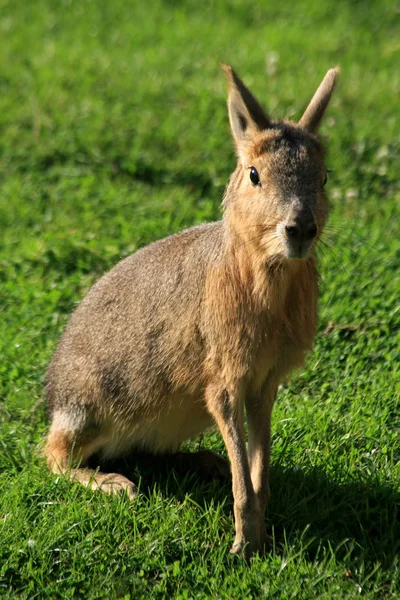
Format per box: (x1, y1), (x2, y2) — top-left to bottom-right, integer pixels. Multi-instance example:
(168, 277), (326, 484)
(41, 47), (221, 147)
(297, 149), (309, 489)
(92, 451), (399, 567)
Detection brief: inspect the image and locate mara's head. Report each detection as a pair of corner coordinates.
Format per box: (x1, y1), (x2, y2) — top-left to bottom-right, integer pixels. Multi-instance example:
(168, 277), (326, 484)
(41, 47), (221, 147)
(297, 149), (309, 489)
(223, 65), (339, 263)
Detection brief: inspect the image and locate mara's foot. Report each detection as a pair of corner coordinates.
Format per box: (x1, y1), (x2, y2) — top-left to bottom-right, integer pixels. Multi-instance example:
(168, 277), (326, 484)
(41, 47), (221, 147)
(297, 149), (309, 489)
(78, 469), (137, 500)
(174, 450), (231, 480)
(94, 472), (137, 499)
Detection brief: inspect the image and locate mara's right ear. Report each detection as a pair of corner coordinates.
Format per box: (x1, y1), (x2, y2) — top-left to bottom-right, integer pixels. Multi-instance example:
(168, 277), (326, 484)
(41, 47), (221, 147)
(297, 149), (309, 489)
(222, 64), (270, 155)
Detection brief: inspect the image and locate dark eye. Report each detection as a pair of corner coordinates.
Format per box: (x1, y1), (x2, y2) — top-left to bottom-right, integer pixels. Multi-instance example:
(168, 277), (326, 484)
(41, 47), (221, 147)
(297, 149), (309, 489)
(249, 167), (260, 187)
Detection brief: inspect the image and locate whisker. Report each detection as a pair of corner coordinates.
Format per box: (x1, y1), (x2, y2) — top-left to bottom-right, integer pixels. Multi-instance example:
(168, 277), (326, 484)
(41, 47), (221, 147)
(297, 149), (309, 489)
(317, 238), (346, 272)
(233, 231), (281, 252)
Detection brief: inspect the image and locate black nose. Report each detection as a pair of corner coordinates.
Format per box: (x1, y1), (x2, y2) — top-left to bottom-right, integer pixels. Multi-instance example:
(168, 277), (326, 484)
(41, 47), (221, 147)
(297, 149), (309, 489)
(285, 224), (301, 239)
(285, 221), (318, 241)
(305, 222), (318, 240)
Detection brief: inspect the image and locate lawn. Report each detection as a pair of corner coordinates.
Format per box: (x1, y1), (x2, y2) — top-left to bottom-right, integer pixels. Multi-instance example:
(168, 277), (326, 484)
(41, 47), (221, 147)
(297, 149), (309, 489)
(0, 0), (399, 598)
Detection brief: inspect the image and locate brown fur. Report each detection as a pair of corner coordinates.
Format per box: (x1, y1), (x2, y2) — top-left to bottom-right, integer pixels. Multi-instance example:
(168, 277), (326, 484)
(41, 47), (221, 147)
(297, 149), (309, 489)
(44, 65), (339, 558)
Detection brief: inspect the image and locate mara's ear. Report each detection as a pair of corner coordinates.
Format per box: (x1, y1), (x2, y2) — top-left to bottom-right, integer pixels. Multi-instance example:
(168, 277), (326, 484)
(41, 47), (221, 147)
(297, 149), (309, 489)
(299, 67), (339, 132)
(222, 64), (270, 151)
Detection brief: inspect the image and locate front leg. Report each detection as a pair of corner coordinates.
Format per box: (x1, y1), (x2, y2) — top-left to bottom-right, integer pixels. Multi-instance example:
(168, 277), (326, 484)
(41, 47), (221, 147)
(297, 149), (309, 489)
(205, 383), (260, 559)
(246, 380), (278, 547)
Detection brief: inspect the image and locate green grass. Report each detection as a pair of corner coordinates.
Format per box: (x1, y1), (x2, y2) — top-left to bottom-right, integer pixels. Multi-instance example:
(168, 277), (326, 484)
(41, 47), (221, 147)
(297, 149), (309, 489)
(1, 0), (399, 597)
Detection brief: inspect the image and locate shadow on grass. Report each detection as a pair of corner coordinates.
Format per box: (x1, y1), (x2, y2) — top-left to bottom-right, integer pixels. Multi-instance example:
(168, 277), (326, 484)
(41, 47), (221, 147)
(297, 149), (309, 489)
(17, 150), (220, 200)
(112, 158), (218, 198)
(96, 451), (400, 567)
(268, 465), (399, 567)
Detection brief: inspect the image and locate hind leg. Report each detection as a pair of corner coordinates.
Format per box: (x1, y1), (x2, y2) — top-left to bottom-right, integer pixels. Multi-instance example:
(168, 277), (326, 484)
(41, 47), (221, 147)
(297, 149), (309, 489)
(44, 412), (137, 500)
(173, 450), (231, 480)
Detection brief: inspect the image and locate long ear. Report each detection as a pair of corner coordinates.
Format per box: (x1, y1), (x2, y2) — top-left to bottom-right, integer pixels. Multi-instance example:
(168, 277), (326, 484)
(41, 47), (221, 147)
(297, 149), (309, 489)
(222, 64), (270, 150)
(299, 67), (339, 132)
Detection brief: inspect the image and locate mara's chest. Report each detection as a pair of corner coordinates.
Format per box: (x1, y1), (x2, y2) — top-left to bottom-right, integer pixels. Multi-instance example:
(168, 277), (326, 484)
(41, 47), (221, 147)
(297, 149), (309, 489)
(249, 280), (318, 392)
(205, 258), (319, 391)
(249, 326), (311, 393)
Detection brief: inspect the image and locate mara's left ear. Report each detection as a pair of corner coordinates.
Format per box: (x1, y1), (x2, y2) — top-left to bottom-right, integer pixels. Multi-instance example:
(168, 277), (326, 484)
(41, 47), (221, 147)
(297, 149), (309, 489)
(222, 64), (270, 154)
(299, 67), (340, 132)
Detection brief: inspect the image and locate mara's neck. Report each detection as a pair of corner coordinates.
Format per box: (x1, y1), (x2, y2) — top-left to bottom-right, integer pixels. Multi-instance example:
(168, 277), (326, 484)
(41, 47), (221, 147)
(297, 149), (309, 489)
(221, 217), (318, 316)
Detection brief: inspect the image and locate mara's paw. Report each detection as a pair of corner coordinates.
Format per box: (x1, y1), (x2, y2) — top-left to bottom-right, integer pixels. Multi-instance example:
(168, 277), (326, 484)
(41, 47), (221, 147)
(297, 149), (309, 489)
(230, 538), (259, 560)
(230, 533), (270, 560)
(94, 473), (137, 500)
(230, 539), (246, 555)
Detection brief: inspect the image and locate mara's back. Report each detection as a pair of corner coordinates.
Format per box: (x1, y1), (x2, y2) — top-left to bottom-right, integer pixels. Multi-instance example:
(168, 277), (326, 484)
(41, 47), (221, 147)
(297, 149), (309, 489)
(46, 222), (224, 453)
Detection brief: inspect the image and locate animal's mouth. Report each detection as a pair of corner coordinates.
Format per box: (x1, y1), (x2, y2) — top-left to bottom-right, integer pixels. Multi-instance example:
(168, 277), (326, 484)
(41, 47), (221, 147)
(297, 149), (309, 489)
(276, 221), (318, 260)
(284, 242), (314, 260)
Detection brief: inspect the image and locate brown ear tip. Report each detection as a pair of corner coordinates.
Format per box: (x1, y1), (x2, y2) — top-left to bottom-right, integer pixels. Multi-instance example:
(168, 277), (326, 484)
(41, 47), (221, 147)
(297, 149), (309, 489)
(221, 63), (233, 78)
(327, 66), (340, 81)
